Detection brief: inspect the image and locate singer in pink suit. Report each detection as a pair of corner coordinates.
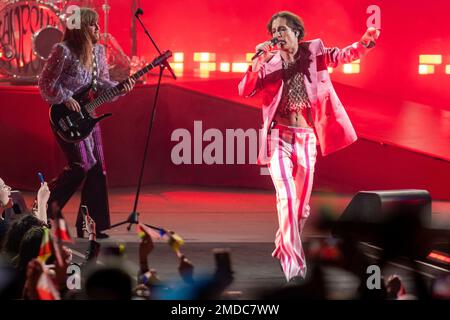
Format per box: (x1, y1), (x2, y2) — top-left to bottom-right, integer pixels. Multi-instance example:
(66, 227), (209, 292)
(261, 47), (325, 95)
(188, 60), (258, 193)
(238, 11), (379, 282)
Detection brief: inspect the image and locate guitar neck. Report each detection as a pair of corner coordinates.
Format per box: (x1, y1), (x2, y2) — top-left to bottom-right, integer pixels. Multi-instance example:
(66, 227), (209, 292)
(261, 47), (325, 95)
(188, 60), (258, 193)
(85, 61), (156, 113)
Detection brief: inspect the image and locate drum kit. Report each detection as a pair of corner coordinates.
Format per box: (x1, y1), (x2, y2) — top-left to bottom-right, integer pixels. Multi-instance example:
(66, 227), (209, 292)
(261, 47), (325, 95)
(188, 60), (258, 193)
(0, 0), (130, 83)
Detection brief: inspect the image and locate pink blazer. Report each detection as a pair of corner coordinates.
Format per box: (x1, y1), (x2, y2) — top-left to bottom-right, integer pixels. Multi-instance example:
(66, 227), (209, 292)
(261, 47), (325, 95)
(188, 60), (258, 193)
(238, 38), (372, 165)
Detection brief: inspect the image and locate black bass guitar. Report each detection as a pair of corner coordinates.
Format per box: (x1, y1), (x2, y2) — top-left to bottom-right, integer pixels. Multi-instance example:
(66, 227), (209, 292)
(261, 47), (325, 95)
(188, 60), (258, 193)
(49, 50), (172, 143)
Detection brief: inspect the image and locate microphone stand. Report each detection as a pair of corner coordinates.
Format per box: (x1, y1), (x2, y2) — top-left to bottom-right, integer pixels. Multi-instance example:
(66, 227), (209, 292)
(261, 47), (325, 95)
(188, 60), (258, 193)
(134, 9), (177, 80)
(108, 8), (176, 233)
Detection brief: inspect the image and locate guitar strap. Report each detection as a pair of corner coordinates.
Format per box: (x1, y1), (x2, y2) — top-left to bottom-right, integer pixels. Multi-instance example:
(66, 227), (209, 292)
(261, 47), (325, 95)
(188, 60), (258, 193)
(91, 47), (99, 92)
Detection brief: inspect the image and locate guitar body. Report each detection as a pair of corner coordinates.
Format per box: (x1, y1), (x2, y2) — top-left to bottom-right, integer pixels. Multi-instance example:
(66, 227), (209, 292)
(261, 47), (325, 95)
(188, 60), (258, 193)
(49, 89), (112, 143)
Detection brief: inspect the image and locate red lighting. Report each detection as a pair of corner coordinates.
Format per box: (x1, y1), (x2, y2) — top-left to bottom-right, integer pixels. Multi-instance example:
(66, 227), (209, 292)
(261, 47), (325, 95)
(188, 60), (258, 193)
(428, 251), (450, 264)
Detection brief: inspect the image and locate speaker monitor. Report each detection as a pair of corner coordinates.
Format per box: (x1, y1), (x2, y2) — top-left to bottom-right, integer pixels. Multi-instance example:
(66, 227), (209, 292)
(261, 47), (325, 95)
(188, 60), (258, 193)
(332, 189), (432, 258)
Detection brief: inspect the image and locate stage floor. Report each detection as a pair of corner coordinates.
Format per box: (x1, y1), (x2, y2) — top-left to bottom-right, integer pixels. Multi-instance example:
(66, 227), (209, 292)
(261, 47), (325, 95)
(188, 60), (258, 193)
(17, 185), (450, 299)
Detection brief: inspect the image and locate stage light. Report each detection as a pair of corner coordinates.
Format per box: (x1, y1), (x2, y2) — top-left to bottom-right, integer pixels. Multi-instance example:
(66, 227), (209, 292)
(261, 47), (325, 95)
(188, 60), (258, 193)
(220, 63), (230, 72)
(196, 69), (210, 78)
(343, 63), (360, 74)
(193, 52), (216, 62)
(246, 53), (255, 62)
(428, 251), (450, 264)
(170, 62), (184, 76)
(327, 67), (333, 74)
(418, 64), (435, 75)
(419, 54), (442, 65)
(173, 52), (184, 62)
(446, 65), (450, 74)
(199, 62), (216, 72)
(232, 63), (249, 73)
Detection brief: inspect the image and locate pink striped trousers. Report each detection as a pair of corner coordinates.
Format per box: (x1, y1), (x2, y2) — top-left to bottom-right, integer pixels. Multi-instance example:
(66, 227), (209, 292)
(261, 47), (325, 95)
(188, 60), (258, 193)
(267, 124), (317, 281)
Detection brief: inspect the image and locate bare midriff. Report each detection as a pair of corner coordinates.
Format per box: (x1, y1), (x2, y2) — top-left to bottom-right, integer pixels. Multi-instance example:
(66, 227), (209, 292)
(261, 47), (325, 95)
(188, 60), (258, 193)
(274, 57), (314, 128)
(274, 108), (314, 128)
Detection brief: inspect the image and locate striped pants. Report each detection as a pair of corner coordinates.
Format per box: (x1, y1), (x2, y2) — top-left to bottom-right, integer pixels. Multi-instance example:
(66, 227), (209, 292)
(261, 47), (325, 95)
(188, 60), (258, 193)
(268, 124), (317, 281)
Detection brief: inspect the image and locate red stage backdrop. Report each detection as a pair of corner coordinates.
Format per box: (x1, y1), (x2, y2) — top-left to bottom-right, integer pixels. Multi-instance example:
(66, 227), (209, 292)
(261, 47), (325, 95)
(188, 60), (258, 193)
(97, 0), (450, 108)
(1, 0), (450, 200)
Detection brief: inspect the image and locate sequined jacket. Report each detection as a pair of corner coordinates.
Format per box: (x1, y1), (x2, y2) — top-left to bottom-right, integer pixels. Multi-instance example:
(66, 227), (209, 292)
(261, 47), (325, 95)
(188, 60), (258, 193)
(38, 42), (116, 172)
(239, 39), (372, 165)
(39, 42), (117, 105)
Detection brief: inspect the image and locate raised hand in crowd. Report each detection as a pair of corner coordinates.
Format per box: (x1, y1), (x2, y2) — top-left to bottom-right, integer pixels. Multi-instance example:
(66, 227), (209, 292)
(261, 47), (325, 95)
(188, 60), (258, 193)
(139, 233), (154, 273)
(84, 214), (97, 241)
(36, 182), (50, 223)
(83, 214), (101, 263)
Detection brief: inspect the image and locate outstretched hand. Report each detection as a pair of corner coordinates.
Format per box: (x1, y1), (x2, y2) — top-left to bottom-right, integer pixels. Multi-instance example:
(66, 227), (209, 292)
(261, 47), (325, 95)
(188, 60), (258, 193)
(361, 27), (380, 47)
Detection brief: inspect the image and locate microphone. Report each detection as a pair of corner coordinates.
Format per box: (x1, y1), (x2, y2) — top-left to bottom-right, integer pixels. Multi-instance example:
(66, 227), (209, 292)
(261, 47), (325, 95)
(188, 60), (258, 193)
(135, 8), (144, 16)
(251, 37), (279, 60)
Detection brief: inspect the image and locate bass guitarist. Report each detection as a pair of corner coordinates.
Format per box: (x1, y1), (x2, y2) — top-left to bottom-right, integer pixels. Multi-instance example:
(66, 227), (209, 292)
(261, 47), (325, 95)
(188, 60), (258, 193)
(39, 7), (135, 238)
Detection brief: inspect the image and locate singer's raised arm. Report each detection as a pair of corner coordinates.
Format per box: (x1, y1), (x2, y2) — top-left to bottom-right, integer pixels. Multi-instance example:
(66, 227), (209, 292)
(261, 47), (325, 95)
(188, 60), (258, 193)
(322, 28), (379, 68)
(321, 40), (370, 68)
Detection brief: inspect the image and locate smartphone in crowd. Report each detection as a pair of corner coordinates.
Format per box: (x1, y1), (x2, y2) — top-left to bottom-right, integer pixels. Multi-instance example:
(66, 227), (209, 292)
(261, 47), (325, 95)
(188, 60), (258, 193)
(81, 205), (89, 219)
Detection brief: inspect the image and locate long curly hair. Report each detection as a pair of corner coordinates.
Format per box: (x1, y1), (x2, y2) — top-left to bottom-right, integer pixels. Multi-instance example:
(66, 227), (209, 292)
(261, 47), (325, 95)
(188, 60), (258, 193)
(11, 226), (45, 272)
(1, 214), (43, 257)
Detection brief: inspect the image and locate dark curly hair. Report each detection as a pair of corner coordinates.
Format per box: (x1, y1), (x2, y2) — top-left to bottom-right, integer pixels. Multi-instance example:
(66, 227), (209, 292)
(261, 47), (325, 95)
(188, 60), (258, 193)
(1, 214), (44, 257)
(266, 11), (306, 41)
(11, 226), (45, 271)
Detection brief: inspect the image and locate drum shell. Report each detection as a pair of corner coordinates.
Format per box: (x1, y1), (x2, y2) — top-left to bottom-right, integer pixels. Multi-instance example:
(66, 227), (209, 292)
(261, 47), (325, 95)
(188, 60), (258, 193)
(0, 1), (63, 81)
